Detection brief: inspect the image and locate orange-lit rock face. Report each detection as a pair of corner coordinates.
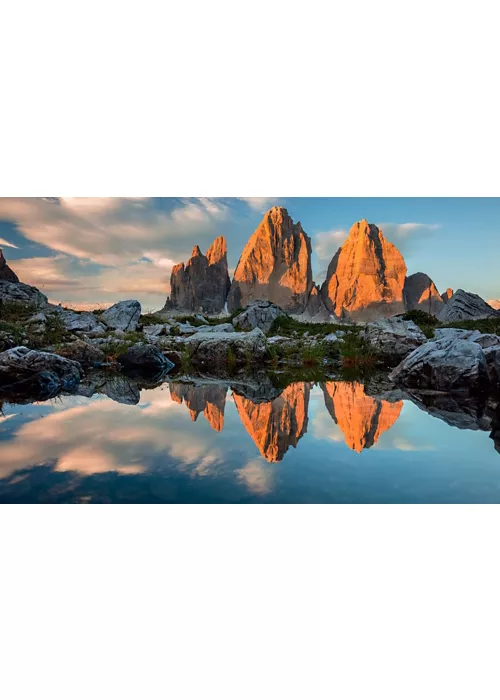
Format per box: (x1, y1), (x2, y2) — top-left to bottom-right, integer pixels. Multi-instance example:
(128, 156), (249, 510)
(441, 288), (454, 303)
(320, 220), (407, 321)
(168, 236), (230, 314)
(233, 382), (310, 462)
(227, 206), (313, 313)
(322, 381), (402, 452)
(169, 383), (227, 432)
(0, 249), (19, 283)
(404, 272), (443, 315)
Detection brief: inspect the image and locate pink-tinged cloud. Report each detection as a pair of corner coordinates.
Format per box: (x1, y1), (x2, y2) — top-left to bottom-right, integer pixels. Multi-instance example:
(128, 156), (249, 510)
(0, 197), (229, 266)
(0, 390), (225, 482)
(10, 255), (172, 309)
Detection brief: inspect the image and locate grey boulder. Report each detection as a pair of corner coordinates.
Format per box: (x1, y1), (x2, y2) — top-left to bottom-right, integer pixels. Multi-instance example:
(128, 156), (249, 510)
(390, 337), (490, 393)
(193, 323), (235, 334)
(0, 346), (83, 397)
(117, 343), (174, 373)
(55, 340), (106, 368)
(185, 328), (267, 369)
(364, 317), (427, 363)
(101, 300), (141, 331)
(0, 279), (48, 307)
(433, 328), (482, 342)
(51, 307), (106, 334)
(232, 301), (286, 334)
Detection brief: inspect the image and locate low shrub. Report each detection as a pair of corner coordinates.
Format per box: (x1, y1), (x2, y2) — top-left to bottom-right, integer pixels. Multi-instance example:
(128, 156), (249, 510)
(402, 309), (439, 326)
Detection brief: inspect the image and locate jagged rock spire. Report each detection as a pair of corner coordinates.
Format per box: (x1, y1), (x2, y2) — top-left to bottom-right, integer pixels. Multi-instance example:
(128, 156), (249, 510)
(168, 236), (230, 314)
(404, 272), (444, 316)
(227, 206), (313, 313)
(0, 249), (19, 283)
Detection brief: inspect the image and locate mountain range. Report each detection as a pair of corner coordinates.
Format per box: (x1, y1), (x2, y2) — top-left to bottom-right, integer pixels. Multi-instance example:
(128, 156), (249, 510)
(163, 205), (460, 322)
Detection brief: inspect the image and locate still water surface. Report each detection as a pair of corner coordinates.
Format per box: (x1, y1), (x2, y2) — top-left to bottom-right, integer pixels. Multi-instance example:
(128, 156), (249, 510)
(1, 377), (499, 503)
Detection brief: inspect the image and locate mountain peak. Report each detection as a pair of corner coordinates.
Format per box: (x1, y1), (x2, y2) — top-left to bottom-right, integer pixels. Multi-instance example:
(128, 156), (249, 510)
(168, 236), (231, 314)
(227, 207), (313, 313)
(320, 219), (406, 321)
(0, 248), (20, 283)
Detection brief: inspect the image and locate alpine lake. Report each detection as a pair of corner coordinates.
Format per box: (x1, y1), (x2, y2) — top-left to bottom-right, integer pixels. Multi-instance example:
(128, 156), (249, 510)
(1, 364), (499, 503)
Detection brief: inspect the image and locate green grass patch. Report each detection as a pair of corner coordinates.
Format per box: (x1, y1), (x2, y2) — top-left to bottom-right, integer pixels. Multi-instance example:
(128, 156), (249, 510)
(402, 309), (439, 339)
(140, 313), (169, 326)
(269, 367), (331, 389)
(402, 309), (500, 338)
(0, 300), (38, 324)
(340, 332), (378, 369)
(269, 315), (357, 339)
(440, 318), (500, 335)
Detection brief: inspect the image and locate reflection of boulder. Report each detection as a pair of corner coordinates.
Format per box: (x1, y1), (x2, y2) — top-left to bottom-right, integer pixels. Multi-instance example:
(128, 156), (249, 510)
(169, 381), (227, 432)
(76, 372), (166, 405)
(322, 381), (402, 452)
(0, 347), (83, 401)
(233, 382), (310, 462)
(401, 390), (498, 433)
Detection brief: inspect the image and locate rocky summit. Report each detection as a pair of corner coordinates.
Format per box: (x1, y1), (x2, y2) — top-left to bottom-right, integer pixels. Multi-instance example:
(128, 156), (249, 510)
(320, 220), (407, 322)
(167, 236), (230, 314)
(0, 249), (19, 282)
(437, 289), (500, 322)
(403, 272), (444, 315)
(227, 206), (313, 314)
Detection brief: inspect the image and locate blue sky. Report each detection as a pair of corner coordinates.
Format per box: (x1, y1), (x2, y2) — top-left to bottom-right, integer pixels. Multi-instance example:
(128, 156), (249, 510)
(0, 197), (498, 310)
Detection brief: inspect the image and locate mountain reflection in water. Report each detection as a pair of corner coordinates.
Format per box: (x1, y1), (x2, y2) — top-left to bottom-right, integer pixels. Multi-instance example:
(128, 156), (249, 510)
(0, 376), (500, 503)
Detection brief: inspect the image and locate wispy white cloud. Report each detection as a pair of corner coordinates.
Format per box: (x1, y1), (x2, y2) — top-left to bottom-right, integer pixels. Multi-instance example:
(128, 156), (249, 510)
(0, 197), (233, 308)
(237, 458), (274, 495)
(0, 197), (229, 266)
(11, 255), (172, 309)
(314, 229), (348, 266)
(378, 222), (441, 254)
(0, 236), (18, 249)
(238, 197), (278, 212)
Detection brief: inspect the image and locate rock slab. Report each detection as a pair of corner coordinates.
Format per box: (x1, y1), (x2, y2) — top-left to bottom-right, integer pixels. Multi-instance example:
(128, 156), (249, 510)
(101, 300), (142, 331)
(0, 279), (48, 307)
(437, 289), (499, 322)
